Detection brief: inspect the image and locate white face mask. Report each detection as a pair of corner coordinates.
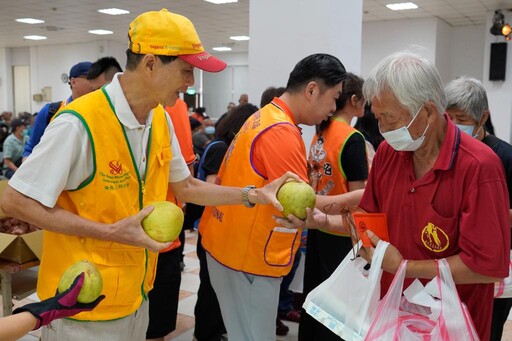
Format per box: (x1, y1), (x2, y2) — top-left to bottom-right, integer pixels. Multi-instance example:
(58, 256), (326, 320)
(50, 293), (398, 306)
(456, 123), (481, 138)
(380, 107), (429, 152)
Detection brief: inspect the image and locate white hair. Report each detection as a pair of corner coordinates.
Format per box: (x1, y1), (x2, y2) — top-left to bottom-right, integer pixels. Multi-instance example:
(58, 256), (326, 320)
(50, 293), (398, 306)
(445, 76), (488, 121)
(363, 51), (446, 116)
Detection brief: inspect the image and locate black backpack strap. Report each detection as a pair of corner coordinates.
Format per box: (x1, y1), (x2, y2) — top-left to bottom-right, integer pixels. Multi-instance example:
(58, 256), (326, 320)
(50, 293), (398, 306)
(47, 101), (63, 125)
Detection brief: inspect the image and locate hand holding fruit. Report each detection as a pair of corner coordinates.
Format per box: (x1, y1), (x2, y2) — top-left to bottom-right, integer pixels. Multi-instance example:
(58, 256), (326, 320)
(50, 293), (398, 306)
(13, 272), (105, 330)
(277, 181), (316, 220)
(141, 201), (184, 243)
(255, 171), (303, 211)
(274, 207), (328, 229)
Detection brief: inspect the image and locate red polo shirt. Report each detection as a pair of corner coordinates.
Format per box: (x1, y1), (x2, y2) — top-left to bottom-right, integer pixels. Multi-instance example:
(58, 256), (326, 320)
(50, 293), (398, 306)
(360, 115), (510, 340)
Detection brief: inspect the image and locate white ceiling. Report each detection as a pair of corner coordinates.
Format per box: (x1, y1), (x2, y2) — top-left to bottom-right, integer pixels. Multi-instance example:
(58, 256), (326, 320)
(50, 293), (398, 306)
(1, 0), (512, 53)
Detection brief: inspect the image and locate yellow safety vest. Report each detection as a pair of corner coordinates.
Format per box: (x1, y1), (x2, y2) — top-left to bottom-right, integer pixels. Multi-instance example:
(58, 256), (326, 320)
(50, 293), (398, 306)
(37, 88), (171, 320)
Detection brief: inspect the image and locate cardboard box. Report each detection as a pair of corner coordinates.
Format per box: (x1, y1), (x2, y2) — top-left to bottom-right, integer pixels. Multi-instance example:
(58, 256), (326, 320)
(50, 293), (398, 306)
(0, 230), (43, 263)
(0, 180), (43, 264)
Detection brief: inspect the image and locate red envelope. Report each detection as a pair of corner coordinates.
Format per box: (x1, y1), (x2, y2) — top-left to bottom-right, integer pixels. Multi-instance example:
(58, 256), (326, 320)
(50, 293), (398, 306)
(352, 212), (389, 247)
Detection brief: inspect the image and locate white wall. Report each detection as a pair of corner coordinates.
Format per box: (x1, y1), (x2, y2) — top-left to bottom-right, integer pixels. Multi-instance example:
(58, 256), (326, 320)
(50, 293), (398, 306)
(28, 40), (127, 113)
(362, 18), (438, 78)
(449, 25), (485, 81)
(0, 48), (9, 112)
(435, 19), (452, 83)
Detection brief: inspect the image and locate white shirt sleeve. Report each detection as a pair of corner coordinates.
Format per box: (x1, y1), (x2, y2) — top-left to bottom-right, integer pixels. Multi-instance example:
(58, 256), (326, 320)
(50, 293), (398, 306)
(9, 114), (92, 208)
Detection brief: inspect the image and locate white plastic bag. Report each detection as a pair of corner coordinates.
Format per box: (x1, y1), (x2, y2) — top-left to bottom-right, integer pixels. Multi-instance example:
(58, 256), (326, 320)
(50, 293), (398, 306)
(494, 250), (512, 298)
(303, 240), (389, 341)
(365, 259), (479, 340)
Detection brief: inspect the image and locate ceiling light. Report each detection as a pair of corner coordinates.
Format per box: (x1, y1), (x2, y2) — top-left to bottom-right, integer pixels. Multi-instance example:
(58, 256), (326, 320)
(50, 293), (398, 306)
(16, 18), (45, 24)
(204, 0), (238, 4)
(503, 24), (512, 36)
(98, 8), (130, 15)
(88, 29), (113, 35)
(212, 47), (232, 52)
(24, 35), (47, 40)
(230, 35), (250, 41)
(386, 2), (418, 11)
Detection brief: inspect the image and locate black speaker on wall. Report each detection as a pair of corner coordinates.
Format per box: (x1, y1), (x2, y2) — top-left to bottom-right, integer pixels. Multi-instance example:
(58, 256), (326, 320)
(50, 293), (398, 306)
(490, 42), (507, 81)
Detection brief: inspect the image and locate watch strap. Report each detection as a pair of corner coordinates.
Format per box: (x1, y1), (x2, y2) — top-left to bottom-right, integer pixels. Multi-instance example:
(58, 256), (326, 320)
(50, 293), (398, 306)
(242, 185), (256, 208)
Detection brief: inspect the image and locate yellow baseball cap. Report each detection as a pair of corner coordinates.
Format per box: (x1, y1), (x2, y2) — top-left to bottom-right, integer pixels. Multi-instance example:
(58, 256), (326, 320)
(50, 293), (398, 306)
(128, 9), (227, 73)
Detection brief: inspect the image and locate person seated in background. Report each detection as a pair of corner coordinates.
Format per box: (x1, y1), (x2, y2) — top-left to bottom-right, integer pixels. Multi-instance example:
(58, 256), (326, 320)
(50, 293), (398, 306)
(191, 107), (208, 123)
(0, 111), (13, 130)
(202, 117), (215, 138)
(3, 118), (27, 179)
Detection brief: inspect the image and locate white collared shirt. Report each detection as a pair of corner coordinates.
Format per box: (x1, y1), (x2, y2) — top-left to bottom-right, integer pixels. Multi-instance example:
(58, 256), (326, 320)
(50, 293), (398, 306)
(10, 73), (189, 207)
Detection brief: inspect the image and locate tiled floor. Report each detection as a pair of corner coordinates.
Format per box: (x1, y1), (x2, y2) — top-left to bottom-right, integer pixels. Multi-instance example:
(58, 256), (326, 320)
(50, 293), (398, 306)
(4, 230), (512, 340)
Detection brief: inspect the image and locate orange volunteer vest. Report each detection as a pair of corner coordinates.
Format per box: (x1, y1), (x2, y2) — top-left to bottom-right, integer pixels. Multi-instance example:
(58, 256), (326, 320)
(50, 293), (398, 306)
(199, 102), (302, 277)
(309, 117), (364, 236)
(37, 88), (172, 320)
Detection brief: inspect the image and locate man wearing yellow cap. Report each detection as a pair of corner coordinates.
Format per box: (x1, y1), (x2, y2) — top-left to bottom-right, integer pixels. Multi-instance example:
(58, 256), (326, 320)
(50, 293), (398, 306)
(0, 9), (297, 341)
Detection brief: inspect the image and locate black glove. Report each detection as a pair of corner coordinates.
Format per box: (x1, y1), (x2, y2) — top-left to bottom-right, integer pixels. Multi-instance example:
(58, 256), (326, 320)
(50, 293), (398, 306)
(13, 272), (105, 329)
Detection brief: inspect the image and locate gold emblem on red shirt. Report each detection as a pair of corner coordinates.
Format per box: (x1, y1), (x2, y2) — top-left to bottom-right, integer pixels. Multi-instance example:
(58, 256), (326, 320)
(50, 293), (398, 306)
(421, 222), (449, 252)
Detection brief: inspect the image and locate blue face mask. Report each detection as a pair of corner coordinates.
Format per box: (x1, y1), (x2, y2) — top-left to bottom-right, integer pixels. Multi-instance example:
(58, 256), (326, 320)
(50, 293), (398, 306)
(22, 128), (29, 137)
(205, 126), (215, 135)
(456, 123), (481, 138)
(379, 106), (429, 151)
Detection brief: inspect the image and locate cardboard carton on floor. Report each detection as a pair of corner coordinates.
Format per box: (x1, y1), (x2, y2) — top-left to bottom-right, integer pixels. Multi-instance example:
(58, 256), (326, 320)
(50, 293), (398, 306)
(0, 180), (43, 264)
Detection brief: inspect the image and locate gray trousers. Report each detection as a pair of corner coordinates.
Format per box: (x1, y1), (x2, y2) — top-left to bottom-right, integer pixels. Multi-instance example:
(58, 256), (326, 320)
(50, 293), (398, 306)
(207, 253), (282, 341)
(42, 300), (149, 341)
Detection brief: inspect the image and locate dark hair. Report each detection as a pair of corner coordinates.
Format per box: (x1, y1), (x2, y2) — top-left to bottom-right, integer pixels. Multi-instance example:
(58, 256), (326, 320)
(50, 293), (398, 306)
(286, 54), (346, 94)
(317, 73), (364, 134)
(125, 49), (177, 70)
(87, 57), (123, 80)
(354, 102), (384, 150)
(260, 86), (286, 107)
(215, 103), (259, 145)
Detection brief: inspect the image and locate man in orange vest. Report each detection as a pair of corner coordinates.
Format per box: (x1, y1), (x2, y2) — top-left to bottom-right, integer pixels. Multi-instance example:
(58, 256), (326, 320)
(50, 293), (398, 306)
(199, 54), (346, 341)
(0, 9), (297, 341)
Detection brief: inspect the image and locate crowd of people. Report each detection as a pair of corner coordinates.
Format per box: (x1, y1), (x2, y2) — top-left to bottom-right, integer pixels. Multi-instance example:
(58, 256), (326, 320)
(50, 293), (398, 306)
(0, 7), (510, 341)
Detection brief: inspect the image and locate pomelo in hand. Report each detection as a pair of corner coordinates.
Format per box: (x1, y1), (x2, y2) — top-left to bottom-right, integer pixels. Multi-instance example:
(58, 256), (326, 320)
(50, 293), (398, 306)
(142, 201), (184, 242)
(277, 181), (316, 220)
(58, 260), (103, 303)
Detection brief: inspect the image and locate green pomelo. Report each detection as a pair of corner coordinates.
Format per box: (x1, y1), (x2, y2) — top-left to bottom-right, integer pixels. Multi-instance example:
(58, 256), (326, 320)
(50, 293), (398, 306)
(277, 181), (316, 220)
(142, 201), (184, 242)
(58, 260), (103, 304)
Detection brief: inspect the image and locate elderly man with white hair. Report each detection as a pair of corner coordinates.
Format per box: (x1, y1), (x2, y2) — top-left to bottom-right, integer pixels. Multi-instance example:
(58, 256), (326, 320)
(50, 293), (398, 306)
(357, 52), (510, 340)
(445, 76), (512, 341)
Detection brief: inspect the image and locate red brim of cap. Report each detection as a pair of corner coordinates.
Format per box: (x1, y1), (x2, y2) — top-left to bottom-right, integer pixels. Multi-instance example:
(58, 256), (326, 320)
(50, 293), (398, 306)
(179, 52), (227, 73)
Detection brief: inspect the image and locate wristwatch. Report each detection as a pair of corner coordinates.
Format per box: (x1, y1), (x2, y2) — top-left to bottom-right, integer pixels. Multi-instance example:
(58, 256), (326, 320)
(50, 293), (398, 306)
(242, 185), (256, 208)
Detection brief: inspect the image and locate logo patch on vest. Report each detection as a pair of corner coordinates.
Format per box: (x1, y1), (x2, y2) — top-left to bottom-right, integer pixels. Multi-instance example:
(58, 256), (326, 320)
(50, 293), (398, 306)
(99, 160), (131, 191)
(421, 222), (449, 252)
(109, 160), (123, 175)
